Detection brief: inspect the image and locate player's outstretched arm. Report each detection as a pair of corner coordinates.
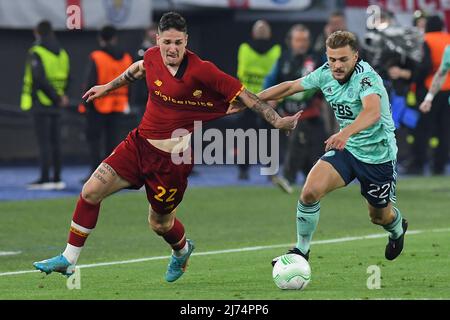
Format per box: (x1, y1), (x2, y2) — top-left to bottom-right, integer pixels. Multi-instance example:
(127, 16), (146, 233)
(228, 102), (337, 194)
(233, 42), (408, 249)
(257, 78), (305, 101)
(324, 94), (381, 151)
(82, 60), (146, 103)
(419, 63), (448, 113)
(236, 89), (302, 133)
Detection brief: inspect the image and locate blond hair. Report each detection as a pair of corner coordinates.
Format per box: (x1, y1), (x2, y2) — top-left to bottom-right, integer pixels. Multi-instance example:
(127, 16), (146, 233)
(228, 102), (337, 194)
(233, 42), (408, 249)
(326, 31), (358, 52)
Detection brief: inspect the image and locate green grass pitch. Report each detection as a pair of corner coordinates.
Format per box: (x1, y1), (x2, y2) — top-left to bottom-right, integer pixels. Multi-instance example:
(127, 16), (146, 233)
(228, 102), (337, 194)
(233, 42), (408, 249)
(0, 177), (449, 299)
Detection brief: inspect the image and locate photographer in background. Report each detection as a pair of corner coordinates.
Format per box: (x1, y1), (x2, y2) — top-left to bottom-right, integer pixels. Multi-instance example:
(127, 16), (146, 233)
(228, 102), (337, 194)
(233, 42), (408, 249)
(362, 10), (423, 166)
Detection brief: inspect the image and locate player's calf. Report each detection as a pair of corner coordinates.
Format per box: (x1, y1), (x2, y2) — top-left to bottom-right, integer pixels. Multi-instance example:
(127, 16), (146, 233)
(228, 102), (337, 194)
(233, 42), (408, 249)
(149, 208), (194, 281)
(370, 205), (408, 260)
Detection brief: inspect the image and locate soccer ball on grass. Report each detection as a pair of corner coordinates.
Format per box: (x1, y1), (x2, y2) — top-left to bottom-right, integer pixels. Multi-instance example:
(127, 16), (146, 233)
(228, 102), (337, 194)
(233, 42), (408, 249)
(272, 253), (311, 290)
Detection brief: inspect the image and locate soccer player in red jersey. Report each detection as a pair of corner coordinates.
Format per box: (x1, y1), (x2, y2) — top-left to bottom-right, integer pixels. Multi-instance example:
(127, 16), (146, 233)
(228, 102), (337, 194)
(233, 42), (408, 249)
(33, 12), (301, 282)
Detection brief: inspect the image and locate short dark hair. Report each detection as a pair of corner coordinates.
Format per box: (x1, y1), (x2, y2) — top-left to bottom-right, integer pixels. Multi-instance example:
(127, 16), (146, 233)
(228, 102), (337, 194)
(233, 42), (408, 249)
(286, 24), (310, 43)
(413, 9), (427, 26)
(326, 30), (359, 52)
(426, 15), (444, 32)
(158, 12), (187, 33)
(330, 10), (345, 18)
(36, 20), (53, 37)
(99, 25), (117, 42)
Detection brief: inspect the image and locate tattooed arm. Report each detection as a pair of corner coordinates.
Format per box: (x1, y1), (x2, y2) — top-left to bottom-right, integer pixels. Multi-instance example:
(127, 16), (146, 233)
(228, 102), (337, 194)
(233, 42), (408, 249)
(82, 60), (146, 103)
(236, 89), (302, 131)
(419, 63), (449, 113)
(257, 78), (306, 101)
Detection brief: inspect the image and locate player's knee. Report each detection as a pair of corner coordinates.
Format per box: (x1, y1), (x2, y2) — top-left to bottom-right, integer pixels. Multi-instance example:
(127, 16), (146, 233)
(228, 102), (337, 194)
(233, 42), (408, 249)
(369, 212), (390, 225)
(370, 215), (384, 225)
(81, 181), (104, 204)
(369, 208), (392, 226)
(300, 185), (321, 204)
(148, 211), (174, 235)
(149, 219), (172, 235)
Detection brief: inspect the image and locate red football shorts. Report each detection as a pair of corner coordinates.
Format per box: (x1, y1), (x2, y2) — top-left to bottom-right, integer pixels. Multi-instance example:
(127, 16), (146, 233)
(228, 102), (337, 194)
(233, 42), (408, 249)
(103, 128), (194, 215)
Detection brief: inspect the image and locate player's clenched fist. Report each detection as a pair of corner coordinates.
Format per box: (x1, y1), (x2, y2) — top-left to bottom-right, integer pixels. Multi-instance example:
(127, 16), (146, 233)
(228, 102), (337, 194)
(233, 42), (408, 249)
(275, 110), (303, 134)
(324, 130), (350, 151)
(419, 100), (432, 113)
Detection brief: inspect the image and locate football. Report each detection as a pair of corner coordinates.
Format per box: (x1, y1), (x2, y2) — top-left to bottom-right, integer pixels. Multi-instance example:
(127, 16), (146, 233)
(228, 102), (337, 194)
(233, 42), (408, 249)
(272, 254), (311, 290)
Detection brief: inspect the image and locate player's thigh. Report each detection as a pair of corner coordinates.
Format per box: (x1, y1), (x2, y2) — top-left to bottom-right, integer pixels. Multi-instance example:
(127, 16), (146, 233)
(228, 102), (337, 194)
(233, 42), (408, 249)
(82, 162), (132, 203)
(145, 175), (190, 216)
(301, 159), (346, 202)
(357, 160), (396, 210)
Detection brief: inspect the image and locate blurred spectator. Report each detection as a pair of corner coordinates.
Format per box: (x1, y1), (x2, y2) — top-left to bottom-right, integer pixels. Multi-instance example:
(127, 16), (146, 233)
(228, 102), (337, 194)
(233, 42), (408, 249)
(236, 20), (281, 180)
(265, 24), (325, 193)
(131, 24), (158, 116)
(407, 15), (450, 175)
(413, 10), (428, 33)
(20, 20), (70, 190)
(313, 11), (347, 63)
(79, 26), (133, 181)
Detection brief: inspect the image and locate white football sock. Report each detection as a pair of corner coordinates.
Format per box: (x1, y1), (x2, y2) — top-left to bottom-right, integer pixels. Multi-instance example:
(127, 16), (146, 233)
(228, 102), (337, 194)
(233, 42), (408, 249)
(173, 241), (189, 257)
(62, 243), (82, 265)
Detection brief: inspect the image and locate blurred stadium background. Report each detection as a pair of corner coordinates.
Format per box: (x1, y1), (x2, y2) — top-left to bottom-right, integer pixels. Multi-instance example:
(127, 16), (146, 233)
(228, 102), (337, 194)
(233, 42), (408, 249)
(1, 0), (449, 300)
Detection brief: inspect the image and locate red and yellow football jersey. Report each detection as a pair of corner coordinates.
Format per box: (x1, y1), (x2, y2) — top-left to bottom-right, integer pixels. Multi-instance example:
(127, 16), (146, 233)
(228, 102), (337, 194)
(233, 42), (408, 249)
(138, 47), (244, 139)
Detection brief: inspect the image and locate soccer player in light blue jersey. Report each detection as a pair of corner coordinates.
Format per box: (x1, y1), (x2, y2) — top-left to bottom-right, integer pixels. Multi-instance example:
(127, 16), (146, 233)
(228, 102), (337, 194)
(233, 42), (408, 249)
(258, 31), (408, 263)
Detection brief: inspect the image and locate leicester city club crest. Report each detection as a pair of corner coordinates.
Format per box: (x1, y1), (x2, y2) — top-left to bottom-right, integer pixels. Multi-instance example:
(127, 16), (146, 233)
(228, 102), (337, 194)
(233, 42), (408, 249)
(347, 87), (354, 98)
(103, 0), (132, 24)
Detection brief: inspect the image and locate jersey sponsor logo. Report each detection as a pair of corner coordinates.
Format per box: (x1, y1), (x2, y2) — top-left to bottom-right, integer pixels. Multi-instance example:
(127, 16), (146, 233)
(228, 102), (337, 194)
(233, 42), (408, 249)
(154, 90), (214, 107)
(154, 79), (162, 87)
(331, 102), (355, 120)
(193, 89), (202, 98)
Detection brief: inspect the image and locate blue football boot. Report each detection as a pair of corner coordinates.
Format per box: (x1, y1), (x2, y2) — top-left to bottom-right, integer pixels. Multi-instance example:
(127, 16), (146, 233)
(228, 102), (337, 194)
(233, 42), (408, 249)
(165, 239), (195, 282)
(33, 254), (75, 276)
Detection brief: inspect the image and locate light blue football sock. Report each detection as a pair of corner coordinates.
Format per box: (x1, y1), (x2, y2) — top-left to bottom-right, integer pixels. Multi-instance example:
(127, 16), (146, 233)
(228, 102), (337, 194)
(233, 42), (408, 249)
(296, 200), (320, 255)
(383, 207), (403, 240)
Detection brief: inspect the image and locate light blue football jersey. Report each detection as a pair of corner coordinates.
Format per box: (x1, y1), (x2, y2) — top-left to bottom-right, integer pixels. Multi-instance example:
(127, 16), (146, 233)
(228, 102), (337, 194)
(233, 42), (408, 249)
(442, 45), (450, 72)
(301, 60), (397, 164)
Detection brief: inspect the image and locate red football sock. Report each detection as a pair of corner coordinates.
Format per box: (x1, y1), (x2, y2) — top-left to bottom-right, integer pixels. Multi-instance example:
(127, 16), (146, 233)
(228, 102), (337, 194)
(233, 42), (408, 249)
(67, 195), (101, 247)
(162, 218), (186, 251)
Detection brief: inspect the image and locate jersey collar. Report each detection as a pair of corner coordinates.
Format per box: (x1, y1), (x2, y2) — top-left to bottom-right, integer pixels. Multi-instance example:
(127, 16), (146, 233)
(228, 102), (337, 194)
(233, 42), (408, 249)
(174, 54), (188, 79)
